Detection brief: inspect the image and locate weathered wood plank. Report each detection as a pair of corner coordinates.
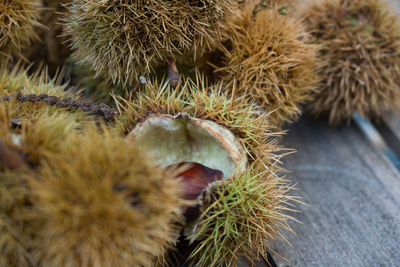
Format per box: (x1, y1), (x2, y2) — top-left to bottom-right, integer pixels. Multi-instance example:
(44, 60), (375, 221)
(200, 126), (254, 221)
(272, 0), (400, 264)
(381, 111), (400, 136)
(270, 116), (400, 266)
(368, 0), (400, 155)
(374, 110), (400, 161)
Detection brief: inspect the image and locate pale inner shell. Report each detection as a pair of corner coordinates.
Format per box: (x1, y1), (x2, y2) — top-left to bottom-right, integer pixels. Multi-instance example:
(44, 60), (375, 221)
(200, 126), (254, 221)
(127, 113), (247, 178)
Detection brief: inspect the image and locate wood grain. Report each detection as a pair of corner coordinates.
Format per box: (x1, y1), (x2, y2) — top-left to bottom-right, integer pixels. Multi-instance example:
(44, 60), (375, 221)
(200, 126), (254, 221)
(269, 0), (400, 265)
(269, 116), (400, 266)
(374, 111), (400, 161)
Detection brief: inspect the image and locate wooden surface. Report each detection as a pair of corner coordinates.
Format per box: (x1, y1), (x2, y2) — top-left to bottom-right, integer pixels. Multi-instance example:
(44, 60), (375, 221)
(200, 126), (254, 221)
(268, 116), (400, 266)
(375, 111), (400, 160)
(265, 1), (400, 266)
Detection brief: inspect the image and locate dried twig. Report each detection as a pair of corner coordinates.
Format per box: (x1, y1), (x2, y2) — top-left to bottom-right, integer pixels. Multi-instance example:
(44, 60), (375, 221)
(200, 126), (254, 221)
(167, 57), (180, 88)
(1, 93), (117, 121)
(131, 76), (147, 96)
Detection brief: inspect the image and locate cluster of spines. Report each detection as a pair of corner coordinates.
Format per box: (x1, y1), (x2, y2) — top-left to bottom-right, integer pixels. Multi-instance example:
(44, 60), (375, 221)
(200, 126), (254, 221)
(0, 0), (42, 61)
(303, 0), (400, 124)
(190, 163), (297, 266)
(23, 0), (72, 75)
(0, 0), (314, 265)
(116, 76), (295, 265)
(2, 93), (117, 121)
(213, 1), (319, 125)
(0, 99), (186, 267)
(117, 76), (284, 164)
(28, 126), (185, 267)
(63, 0), (239, 85)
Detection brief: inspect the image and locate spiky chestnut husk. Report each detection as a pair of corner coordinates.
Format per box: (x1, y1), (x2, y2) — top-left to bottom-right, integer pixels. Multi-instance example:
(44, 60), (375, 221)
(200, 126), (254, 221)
(0, 67), (85, 164)
(63, 0), (239, 85)
(28, 125), (185, 267)
(0, 110), (31, 267)
(0, 66), (117, 122)
(171, 49), (224, 84)
(191, 164), (295, 266)
(1, 66), (84, 119)
(303, 0), (400, 125)
(0, 79), (118, 266)
(117, 77), (283, 167)
(0, 0), (42, 61)
(172, 0), (298, 83)
(0, 170), (33, 267)
(0, 105), (39, 267)
(0, 66), (117, 163)
(117, 77), (296, 265)
(0, 107), (185, 266)
(0, 103), (118, 266)
(0, 101), (89, 182)
(23, 0), (71, 76)
(213, 2), (319, 126)
(171, 0), (298, 84)
(71, 63), (126, 104)
(251, 0), (295, 13)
